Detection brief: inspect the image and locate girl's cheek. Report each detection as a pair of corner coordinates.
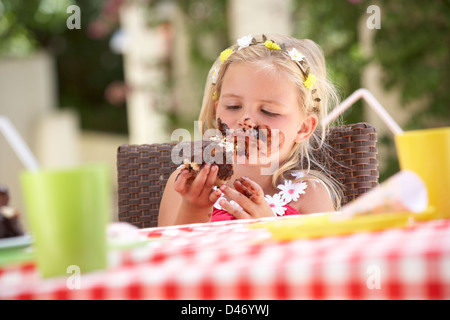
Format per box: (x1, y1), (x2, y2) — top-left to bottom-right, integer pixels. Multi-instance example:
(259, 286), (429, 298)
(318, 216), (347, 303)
(215, 110), (234, 126)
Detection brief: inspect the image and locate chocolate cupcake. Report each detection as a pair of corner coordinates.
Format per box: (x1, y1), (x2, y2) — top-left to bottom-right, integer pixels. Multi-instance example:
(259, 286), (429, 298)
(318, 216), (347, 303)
(175, 118), (234, 187)
(0, 185), (24, 239)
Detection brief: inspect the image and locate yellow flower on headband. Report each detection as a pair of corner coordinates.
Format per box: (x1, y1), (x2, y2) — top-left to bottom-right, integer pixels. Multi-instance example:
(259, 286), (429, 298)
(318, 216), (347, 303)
(303, 74), (316, 90)
(264, 40), (281, 51)
(220, 48), (234, 62)
(212, 91), (218, 101)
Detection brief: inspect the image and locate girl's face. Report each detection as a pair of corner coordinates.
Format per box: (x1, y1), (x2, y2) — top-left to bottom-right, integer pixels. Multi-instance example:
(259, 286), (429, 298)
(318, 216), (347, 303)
(215, 62), (317, 165)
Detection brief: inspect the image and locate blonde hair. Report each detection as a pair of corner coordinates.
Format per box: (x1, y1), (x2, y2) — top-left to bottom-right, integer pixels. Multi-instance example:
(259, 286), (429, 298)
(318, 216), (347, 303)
(199, 34), (343, 209)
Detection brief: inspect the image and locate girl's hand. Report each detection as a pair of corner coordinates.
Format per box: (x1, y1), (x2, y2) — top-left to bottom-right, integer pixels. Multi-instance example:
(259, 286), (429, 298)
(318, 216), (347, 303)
(174, 164), (222, 211)
(218, 176), (275, 219)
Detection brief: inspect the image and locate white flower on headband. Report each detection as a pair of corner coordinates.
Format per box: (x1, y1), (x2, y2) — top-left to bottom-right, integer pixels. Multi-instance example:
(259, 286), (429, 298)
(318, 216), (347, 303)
(237, 34), (253, 50)
(211, 66), (219, 84)
(287, 48), (305, 62)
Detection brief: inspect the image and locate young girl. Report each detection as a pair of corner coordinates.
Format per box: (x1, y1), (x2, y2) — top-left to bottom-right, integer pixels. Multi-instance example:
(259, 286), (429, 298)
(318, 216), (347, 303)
(158, 34), (342, 226)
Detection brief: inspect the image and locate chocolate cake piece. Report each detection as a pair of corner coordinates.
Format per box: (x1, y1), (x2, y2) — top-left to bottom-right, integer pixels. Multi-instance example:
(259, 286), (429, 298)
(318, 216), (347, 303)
(0, 185), (9, 207)
(0, 185), (24, 239)
(179, 138), (234, 187)
(0, 207), (24, 238)
(175, 119), (234, 187)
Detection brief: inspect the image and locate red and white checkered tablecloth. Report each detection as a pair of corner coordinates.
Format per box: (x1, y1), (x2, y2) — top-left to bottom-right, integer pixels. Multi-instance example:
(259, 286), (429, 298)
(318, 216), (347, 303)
(1, 216), (450, 300)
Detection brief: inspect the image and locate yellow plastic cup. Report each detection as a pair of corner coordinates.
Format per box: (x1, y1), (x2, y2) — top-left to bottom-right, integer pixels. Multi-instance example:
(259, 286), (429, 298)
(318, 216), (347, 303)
(395, 127), (450, 219)
(21, 164), (111, 278)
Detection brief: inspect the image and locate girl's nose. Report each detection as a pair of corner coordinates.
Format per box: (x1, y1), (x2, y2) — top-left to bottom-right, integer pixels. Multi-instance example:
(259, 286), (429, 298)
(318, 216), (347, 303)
(237, 116), (257, 129)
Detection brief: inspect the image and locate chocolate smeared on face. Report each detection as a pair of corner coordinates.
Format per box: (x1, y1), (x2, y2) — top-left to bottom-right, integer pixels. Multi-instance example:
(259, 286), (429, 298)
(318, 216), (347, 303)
(232, 118), (285, 159)
(217, 117), (230, 137)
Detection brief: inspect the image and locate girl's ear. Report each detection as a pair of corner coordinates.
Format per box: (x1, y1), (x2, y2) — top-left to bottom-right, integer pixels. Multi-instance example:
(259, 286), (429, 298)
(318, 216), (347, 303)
(294, 114), (318, 143)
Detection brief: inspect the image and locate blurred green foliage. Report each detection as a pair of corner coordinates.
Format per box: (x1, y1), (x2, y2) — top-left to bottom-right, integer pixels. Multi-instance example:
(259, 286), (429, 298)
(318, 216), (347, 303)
(0, 0), (128, 133)
(0, 0), (70, 57)
(54, 1), (128, 133)
(292, 0), (367, 124)
(373, 0), (450, 129)
(291, 0), (450, 131)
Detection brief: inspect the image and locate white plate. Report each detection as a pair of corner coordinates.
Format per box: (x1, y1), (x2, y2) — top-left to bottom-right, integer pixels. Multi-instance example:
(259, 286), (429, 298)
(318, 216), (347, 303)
(0, 234), (33, 250)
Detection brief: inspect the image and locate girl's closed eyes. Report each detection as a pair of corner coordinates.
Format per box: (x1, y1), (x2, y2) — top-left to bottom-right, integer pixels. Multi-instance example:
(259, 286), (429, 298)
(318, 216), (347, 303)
(225, 105), (241, 110)
(261, 108), (280, 117)
(224, 105), (281, 117)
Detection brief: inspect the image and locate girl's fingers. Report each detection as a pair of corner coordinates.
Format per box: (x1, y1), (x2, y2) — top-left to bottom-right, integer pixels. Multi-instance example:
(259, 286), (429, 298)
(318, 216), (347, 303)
(219, 198), (249, 220)
(208, 187), (222, 204)
(220, 181), (275, 219)
(175, 165), (221, 209)
(219, 184), (254, 211)
(238, 176), (265, 204)
(190, 164), (211, 196)
(233, 179), (253, 198)
(203, 165), (218, 192)
(174, 169), (189, 194)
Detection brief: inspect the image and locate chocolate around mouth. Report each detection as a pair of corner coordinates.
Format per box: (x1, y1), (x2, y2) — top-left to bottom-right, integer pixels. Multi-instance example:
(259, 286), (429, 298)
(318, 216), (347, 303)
(217, 117), (284, 158)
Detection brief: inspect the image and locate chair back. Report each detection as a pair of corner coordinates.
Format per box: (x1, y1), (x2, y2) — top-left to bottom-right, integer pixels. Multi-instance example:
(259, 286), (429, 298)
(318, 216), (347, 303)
(117, 122), (378, 228)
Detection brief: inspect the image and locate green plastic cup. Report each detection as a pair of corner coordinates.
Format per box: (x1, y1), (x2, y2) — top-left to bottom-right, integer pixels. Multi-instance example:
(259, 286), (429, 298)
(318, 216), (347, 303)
(21, 164), (110, 278)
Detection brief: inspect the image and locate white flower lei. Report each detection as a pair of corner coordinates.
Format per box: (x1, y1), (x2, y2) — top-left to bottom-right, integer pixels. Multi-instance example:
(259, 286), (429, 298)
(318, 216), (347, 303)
(213, 177), (308, 217)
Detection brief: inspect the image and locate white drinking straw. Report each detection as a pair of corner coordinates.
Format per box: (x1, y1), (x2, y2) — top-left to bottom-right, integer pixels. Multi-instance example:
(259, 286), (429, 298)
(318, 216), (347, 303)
(0, 116), (40, 171)
(322, 88), (404, 135)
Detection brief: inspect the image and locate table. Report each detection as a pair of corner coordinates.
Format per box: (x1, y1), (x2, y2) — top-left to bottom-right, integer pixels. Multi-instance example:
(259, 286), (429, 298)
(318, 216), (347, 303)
(1, 215), (450, 300)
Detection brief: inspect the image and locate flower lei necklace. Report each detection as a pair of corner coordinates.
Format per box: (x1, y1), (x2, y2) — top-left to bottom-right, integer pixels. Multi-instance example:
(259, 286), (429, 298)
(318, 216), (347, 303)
(211, 34), (321, 111)
(213, 172), (307, 217)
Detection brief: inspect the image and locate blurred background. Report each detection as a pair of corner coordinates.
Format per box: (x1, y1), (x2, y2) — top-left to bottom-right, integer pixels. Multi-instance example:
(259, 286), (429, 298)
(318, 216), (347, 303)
(1, 0), (449, 222)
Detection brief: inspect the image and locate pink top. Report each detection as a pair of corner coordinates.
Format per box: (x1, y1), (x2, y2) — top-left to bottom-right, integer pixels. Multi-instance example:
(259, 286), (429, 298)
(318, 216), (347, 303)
(211, 204), (301, 222)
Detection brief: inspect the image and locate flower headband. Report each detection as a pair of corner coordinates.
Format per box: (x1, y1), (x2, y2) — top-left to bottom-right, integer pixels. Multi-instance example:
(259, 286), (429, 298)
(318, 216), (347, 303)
(211, 34), (321, 111)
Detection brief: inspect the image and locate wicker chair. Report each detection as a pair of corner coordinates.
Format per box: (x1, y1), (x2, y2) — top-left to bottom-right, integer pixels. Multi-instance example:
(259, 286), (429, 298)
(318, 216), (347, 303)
(117, 122), (379, 228)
